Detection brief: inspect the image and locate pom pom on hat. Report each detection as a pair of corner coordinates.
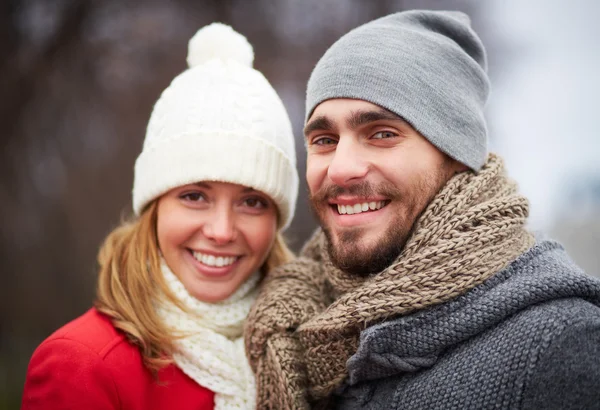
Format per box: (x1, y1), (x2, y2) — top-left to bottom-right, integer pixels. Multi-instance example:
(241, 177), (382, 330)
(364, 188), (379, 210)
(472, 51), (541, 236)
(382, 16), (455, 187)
(186, 22), (254, 68)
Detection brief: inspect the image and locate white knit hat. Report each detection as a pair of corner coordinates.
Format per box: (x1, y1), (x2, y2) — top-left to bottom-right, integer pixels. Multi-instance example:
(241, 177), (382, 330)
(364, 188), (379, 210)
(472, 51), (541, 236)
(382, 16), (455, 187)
(133, 23), (298, 229)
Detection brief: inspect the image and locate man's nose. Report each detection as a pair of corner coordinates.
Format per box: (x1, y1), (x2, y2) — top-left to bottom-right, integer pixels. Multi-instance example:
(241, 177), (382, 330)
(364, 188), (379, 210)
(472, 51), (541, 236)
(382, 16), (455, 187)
(327, 137), (369, 187)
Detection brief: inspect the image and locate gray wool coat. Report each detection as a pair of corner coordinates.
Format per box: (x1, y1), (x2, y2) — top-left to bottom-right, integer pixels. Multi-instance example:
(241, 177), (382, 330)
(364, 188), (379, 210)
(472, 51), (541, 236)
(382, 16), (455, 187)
(330, 240), (600, 410)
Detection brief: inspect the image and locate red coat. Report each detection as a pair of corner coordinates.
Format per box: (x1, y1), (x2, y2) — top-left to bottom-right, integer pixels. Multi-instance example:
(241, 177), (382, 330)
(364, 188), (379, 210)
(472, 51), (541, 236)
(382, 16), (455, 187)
(21, 308), (215, 409)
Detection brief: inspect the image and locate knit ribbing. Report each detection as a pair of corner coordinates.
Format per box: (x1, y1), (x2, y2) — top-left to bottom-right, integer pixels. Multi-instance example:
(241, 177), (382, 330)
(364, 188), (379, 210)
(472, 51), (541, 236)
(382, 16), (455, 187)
(245, 153), (535, 409)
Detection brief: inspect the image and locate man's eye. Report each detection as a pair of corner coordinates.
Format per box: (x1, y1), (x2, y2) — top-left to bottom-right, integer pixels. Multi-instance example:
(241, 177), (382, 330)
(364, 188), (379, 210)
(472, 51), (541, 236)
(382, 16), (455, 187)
(180, 192), (205, 202)
(314, 137), (337, 145)
(372, 131), (397, 139)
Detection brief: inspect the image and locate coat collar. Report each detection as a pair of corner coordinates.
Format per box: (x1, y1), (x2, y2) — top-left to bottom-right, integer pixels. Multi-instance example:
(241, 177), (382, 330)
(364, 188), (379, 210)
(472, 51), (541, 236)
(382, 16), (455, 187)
(345, 239), (600, 386)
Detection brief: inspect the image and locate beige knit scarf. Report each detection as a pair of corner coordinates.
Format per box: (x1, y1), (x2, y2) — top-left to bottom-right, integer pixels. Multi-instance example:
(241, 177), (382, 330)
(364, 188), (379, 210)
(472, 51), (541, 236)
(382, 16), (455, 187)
(157, 261), (259, 410)
(245, 154), (535, 409)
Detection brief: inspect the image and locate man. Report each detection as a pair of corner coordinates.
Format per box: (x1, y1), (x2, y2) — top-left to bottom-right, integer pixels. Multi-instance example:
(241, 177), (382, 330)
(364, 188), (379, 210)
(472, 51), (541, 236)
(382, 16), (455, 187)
(245, 10), (600, 410)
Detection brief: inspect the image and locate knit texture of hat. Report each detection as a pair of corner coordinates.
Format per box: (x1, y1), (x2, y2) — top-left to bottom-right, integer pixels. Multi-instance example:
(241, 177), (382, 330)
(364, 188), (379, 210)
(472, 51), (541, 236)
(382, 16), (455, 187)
(133, 23), (298, 228)
(306, 10), (490, 171)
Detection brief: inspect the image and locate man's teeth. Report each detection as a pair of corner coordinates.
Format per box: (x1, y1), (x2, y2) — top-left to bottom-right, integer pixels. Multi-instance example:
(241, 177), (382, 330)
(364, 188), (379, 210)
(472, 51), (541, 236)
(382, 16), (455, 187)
(337, 201), (385, 215)
(192, 252), (237, 267)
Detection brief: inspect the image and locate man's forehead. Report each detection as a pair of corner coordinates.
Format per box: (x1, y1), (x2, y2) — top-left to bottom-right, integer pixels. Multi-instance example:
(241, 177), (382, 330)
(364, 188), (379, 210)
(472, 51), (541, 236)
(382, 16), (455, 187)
(305, 99), (404, 136)
(308, 98), (385, 120)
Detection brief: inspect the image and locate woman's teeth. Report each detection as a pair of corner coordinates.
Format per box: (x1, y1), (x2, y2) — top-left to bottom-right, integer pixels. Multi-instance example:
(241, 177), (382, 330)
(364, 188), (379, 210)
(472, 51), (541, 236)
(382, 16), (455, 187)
(192, 252), (237, 267)
(337, 201), (385, 215)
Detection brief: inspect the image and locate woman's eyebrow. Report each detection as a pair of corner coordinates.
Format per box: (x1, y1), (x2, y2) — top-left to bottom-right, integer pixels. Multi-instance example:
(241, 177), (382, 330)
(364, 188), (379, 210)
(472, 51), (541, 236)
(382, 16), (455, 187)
(193, 182), (212, 189)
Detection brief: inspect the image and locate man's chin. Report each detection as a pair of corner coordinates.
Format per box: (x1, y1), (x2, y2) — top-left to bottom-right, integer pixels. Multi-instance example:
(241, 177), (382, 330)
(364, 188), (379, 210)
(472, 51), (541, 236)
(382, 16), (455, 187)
(326, 236), (380, 276)
(324, 225), (408, 276)
(329, 227), (379, 252)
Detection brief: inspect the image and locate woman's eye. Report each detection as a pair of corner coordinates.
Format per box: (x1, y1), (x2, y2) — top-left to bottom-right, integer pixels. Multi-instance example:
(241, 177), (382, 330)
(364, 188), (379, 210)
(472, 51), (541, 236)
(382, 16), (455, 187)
(244, 197), (267, 209)
(372, 131), (397, 139)
(180, 192), (205, 202)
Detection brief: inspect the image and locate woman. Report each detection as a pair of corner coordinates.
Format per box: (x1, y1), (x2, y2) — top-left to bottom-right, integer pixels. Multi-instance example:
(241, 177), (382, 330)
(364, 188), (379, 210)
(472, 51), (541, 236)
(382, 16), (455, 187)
(21, 22), (298, 410)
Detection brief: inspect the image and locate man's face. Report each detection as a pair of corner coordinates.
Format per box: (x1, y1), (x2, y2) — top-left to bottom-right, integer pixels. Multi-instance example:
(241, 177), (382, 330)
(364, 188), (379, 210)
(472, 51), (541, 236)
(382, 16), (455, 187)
(305, 99), (463, 276)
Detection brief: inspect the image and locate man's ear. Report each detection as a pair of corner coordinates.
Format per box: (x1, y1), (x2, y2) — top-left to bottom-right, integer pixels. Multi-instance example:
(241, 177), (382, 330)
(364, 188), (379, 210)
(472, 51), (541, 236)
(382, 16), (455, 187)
(444, 155), (469, 177)
(453, 161), (469, 175)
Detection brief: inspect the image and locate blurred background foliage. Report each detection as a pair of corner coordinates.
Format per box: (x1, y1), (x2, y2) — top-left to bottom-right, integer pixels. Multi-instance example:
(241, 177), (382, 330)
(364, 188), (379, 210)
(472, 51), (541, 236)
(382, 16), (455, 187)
(1, 0), (598, 408)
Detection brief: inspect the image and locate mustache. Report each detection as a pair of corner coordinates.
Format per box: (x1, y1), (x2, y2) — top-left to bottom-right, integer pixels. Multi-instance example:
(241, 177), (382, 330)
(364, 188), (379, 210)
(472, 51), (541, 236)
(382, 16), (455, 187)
(309, 181), (402, 203)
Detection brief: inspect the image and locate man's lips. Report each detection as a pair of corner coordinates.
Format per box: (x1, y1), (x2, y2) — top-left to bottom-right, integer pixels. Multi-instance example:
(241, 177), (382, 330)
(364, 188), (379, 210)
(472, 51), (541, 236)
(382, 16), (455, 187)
(329, 195), (388, 205)
(328, 198), (390, 216)
(336, 201), (385, 215)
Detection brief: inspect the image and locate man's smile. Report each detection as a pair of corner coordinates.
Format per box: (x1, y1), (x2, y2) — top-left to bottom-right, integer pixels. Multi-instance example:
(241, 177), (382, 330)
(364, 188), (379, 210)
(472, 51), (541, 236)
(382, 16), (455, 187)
(334, 200), (387, 215)
(326, 198), (391, 227)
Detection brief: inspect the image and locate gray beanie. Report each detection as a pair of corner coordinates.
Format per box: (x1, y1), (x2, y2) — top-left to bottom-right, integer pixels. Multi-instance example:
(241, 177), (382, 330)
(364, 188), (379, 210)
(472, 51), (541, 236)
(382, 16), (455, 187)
(306, 10), (490, 171)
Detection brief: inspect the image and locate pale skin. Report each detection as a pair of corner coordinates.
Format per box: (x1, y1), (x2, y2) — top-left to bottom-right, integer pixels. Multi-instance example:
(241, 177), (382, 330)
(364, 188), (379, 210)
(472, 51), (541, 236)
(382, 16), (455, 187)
(305, 98), (466, 275)
(156, 181), (277, 303)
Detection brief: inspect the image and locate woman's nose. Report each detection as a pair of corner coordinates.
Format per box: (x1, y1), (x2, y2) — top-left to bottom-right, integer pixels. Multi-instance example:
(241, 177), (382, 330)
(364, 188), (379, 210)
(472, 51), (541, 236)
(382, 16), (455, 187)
(202, 207), (237, 245)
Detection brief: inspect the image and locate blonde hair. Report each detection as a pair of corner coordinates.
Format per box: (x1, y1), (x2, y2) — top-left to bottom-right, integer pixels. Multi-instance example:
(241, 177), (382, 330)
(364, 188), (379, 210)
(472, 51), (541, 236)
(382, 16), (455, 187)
(94, 200), (294, 373)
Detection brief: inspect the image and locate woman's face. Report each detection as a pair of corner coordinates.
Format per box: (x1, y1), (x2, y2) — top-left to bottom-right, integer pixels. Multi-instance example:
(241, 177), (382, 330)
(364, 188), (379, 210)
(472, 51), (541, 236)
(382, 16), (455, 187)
(156, 181), (277, 303)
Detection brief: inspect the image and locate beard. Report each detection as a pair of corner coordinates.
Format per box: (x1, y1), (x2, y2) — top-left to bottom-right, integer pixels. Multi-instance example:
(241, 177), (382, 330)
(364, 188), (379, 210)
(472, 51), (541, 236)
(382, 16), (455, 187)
(326, 216), (407, 277)
(309, 168), (452, 277)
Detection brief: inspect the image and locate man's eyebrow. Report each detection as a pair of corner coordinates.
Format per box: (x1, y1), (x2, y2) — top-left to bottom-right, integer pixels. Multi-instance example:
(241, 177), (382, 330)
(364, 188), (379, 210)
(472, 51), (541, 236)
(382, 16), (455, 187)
(303, 116), (335, 137)
(347, 108), (405, 129)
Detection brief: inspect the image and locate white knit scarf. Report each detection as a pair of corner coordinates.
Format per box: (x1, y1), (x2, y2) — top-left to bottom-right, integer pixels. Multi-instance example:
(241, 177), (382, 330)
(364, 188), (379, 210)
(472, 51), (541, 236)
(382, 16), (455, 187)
(156, 261), (258, 409)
